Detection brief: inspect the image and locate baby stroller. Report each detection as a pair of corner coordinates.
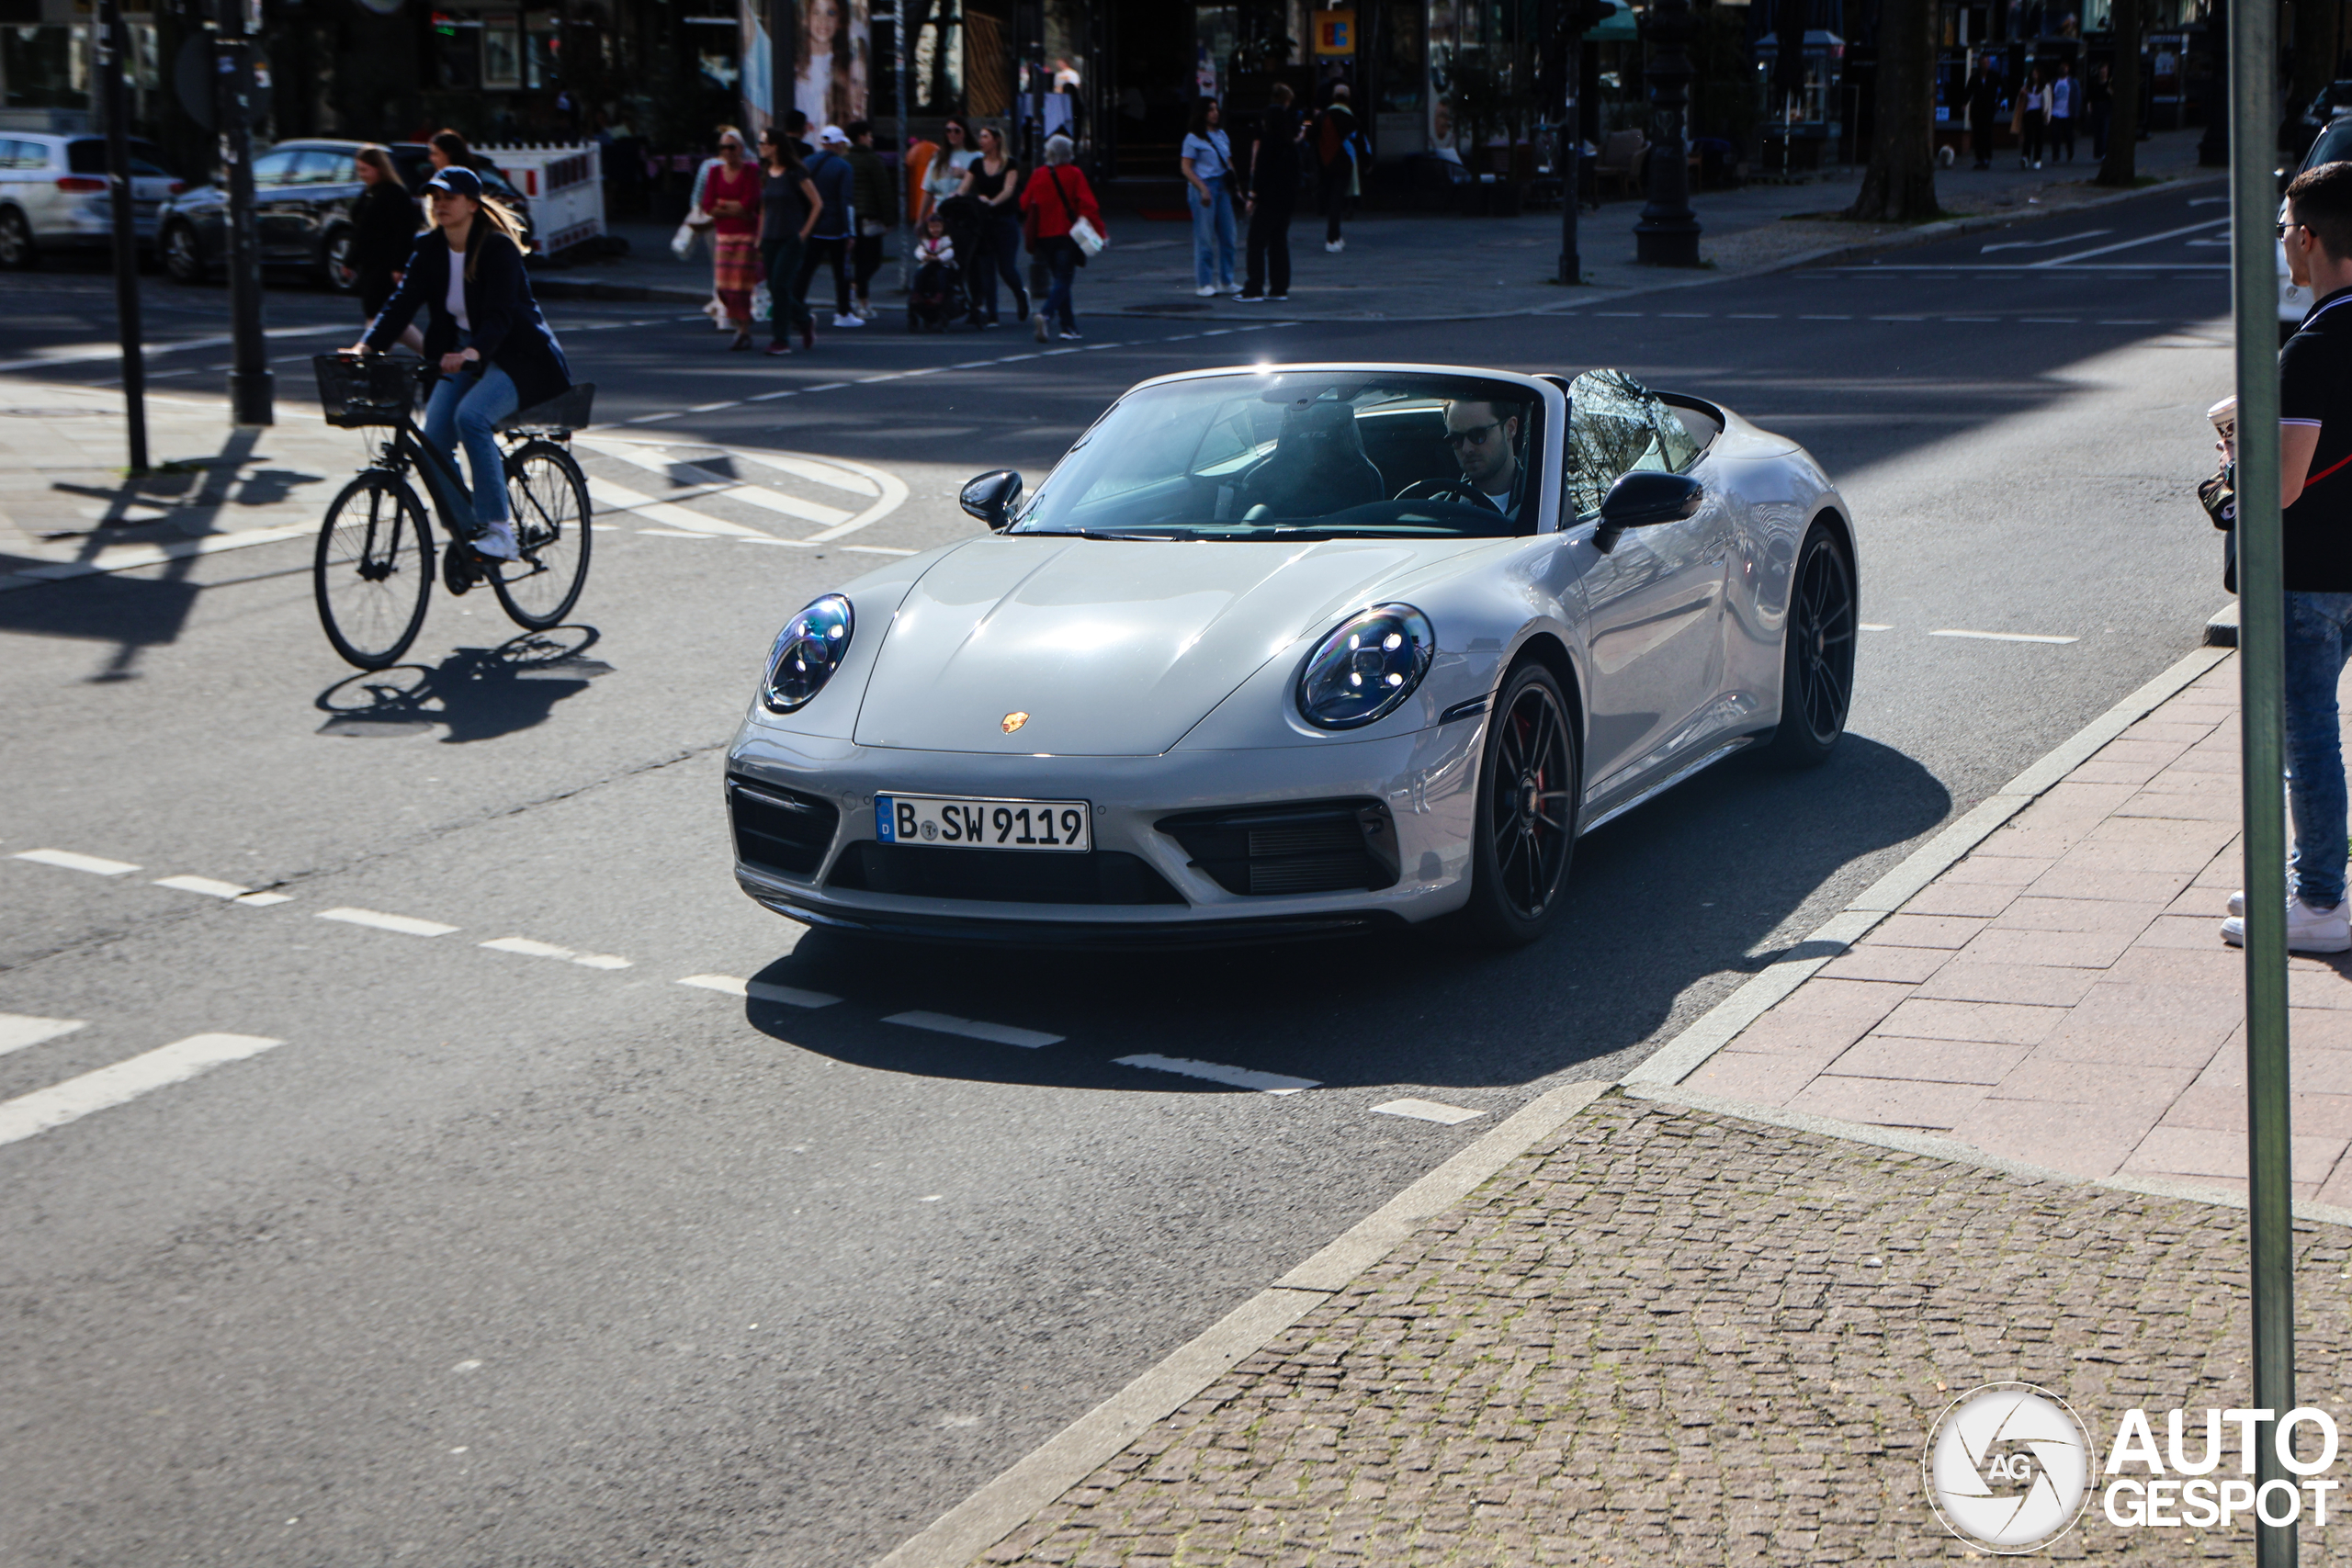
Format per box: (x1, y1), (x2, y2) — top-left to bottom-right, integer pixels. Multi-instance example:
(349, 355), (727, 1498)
(933, 195), (989, 328)
(907, 243), (963, 333)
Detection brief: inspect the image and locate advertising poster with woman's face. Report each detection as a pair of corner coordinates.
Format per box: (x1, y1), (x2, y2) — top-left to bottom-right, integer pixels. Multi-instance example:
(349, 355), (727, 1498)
(798, 0), (869, 133)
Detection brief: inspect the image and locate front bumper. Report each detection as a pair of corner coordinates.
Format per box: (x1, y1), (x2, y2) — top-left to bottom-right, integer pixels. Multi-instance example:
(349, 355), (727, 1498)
(725, 720), (1486, 943)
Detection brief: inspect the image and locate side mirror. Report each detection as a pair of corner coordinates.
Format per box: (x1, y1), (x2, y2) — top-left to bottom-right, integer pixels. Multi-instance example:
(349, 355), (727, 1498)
(959, 469), (1023, 531)
(1598, 470), (1704, 530)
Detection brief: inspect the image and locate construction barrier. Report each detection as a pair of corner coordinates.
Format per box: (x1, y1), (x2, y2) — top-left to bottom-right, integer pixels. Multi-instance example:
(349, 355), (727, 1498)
(478, 141), (605, 254)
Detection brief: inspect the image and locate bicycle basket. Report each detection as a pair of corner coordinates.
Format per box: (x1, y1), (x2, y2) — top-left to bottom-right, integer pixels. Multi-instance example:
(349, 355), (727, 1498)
(313, 355), (421, 428)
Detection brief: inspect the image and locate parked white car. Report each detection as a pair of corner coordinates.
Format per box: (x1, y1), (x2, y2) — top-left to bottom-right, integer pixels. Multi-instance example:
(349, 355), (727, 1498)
(0, 132), (185, 267)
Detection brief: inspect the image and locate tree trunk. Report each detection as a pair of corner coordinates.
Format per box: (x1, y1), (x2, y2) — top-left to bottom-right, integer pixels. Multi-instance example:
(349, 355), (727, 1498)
(2098, 0), (2143, 186)
(1846, 0), (1938, 220)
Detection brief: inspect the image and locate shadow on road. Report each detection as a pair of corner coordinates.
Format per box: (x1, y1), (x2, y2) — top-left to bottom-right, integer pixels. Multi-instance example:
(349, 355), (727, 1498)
(313, 626), (611, 741)
(739, 734), (1948, 1093)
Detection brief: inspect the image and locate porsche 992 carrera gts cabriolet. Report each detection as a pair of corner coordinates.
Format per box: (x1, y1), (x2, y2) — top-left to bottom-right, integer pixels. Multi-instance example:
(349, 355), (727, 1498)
(723, 363), (1857, 946)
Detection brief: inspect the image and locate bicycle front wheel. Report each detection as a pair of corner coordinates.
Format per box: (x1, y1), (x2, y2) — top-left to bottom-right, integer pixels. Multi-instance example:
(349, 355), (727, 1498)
(316, 470), (433, 670)
(492, 439), (593, 629)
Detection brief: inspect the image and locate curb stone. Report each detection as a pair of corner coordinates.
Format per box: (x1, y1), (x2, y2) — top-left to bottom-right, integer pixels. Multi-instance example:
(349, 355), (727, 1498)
(856, 638), (2236, 1568)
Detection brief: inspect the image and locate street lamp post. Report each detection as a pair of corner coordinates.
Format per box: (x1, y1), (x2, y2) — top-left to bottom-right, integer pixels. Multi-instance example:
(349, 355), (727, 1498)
(214, 0), (271, 428)
(1632, 0), (1701, 266)
(97, 0), (148, 473)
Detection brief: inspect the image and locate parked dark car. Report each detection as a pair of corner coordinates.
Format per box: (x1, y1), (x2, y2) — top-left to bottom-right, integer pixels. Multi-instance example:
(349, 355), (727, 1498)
(157, 140), (532, 290)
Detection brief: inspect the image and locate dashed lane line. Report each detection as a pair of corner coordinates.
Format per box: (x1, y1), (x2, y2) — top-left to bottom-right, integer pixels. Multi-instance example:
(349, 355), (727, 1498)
(1371, 1098), (1487, 1125)
(1114, 1054), (1317, 1094)
(14, 848), (140, 875)
(0, 1032), (283, 1150)
(153, 874), (291, 906)
(0, 1015), (84, 1057)
(481, 936), (633, 970)
(1931, 628), (2080, 645)
(885, 1011), (1064, 1048)
(317, 907), (458, 937)
(677, 973), (842, 1010)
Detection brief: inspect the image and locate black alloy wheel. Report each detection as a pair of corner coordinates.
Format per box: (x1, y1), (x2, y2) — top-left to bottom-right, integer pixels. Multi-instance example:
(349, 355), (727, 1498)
(0, 209), (32, 269)
(1458, 661), (1579, 947)
(322, 227), (355, 292)
(162, 223), (205, 284)
(1765, 522), (1856, 767)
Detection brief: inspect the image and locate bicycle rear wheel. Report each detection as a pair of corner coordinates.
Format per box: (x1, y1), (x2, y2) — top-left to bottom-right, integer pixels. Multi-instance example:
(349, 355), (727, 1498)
(492, 439), (593, 629)
(316, 470), (433, 670)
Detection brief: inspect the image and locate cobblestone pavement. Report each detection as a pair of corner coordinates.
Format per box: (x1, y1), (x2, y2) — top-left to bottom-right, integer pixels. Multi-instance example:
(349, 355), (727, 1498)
(978, 1095), (2352, 1565)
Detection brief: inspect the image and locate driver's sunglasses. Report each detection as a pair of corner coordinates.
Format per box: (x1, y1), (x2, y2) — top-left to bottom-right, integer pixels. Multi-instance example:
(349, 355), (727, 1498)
(1445, 422), (1501, 448)
(2282, 219), (2308, 240)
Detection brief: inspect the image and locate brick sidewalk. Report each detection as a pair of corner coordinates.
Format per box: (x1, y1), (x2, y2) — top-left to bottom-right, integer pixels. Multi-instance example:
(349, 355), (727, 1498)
(1687, 652), (2352, 1207)
(977, 1097), (2351, 1564)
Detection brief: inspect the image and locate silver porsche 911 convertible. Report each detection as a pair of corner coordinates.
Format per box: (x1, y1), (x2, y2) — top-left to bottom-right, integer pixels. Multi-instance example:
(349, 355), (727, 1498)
(723, 363), (1856, 947)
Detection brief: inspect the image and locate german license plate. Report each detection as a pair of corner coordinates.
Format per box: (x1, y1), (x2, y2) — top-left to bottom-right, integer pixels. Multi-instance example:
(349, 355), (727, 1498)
(875, 794), (1092, 852)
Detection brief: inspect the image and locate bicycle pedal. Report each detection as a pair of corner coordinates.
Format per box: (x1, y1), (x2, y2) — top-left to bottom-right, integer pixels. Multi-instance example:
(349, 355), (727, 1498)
(442, 544), (478, 595)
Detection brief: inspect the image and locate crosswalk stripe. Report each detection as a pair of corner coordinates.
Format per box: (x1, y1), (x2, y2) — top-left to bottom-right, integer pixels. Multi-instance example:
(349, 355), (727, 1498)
(586, 478), (778, 538)
(0, 1033), (283, 1149)
(0, 1014), (84, 1057)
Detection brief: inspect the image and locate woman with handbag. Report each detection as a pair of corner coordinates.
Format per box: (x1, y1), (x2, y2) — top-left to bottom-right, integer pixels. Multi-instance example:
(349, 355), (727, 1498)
(1018, 133), (1104, 342)
(701, 127), (763, 350)
(1181, 97), (1238, 298)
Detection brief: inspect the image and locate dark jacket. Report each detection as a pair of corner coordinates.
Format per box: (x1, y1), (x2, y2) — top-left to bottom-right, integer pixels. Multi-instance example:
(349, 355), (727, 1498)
(846, 144), (899, 229)
(350, 181), (420, 291)
(362, 226), (571, 410)
(1250, 107), (1301, 199)
(805, 150), (854, 240)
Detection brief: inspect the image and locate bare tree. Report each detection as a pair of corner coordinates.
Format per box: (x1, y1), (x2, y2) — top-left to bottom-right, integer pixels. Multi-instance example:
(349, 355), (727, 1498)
(2098, 0), (2143, 186)
(1846, 0), (1939, 220)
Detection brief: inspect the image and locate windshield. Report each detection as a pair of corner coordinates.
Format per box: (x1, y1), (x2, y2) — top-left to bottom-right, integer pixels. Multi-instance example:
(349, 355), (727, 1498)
(1011, 370), (1544, 540)
(2311, 119), (2352, 170)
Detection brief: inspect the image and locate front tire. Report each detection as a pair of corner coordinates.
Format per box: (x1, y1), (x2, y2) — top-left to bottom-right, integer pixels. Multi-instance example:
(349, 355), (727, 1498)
(315, 472), (433, 670)
(1764, 521), (1856, 767)
(162, 222), (205, 284)
(0, 209), (33, 270)
(321, 226), (355, 292)
(1458, 661), (1580, 948)
(492, 439), (593, 629)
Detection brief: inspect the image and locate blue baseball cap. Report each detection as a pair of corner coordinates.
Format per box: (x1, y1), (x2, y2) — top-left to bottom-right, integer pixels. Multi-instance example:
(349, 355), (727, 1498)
(423, 165), (482, 199)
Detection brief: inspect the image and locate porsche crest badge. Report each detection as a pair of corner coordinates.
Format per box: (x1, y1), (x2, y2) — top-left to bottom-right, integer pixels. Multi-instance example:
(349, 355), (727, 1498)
(1001, 711), (1029, 734)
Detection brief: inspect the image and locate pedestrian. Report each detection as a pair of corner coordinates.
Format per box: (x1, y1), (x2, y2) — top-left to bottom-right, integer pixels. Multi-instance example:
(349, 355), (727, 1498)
(353, 166), (571, 564)
(2018, 69), (2047, 169)
(2223, 162), (2352, 953)
(1965, 60), (2002, 170)
(700, 125), (762, 350)
(1314, 85), (1357, 251)
(1018, 131), (1103, 342)
(921, 117), (977, 226)
(2088, 63), (2113, 159)
(1181, 96), (1238, 298)
(1239, 83), (1300, 303)
(957, 124), (1029, 327)
(428, 130), (489, 175)
(780, 108), (816, 162)
(845, 119), (899, 321)
(797, 125), (859, 330)
(2048, 60), (2077, 162)
(758, 125), (821, 355)
(344, 144), (418, 321)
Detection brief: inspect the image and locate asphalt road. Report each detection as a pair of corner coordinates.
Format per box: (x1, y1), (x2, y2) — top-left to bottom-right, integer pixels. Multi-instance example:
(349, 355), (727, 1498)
(0, 185), (2231, 1566)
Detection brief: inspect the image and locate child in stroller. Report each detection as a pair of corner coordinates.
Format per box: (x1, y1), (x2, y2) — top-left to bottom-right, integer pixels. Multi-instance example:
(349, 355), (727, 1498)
(933, 194), (989, 328)
(907, 211), (962, 333)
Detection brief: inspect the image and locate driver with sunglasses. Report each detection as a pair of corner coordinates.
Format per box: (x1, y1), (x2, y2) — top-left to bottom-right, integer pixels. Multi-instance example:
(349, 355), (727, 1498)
(1442, 400), (1521, 518)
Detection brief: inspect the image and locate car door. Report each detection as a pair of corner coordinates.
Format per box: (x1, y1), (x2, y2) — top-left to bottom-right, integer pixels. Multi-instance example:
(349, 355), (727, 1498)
(1562, 369), (1733, 802)
(291, 149), (356, 269)
(247, 149), (304, 260)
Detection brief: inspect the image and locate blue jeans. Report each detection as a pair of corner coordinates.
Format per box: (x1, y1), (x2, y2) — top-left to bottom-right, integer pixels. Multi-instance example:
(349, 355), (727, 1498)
(422, 356), (519, 532)
(2286, 592), (2352, 906)
(1042, 240), (1079, 331)
(1190, 178), (1237, 290)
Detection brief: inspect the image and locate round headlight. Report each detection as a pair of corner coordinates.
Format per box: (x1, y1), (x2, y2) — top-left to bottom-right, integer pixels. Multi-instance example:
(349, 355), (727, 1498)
(1296, 604), (1435, 729)
(763, 593), (854, 712)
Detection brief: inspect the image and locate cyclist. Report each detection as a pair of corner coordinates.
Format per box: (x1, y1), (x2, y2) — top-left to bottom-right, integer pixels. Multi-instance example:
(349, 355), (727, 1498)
(350, 166), (571, 561)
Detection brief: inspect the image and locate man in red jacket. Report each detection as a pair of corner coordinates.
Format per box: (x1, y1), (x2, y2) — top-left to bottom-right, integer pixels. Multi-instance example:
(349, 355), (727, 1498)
(1019, 133), (1106, 341)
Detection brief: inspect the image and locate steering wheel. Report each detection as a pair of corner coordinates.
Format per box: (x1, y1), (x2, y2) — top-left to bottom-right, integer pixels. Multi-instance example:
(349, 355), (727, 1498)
(1396, 477), (1483, 506)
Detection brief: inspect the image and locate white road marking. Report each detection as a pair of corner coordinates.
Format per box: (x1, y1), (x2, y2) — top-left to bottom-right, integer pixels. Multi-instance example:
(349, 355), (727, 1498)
(1859, 622), (1895, 631)
(676, 973), (842, 1009)
(1930, 628), (2079, 645)
(729, 451), (882, 496)
(1725, 312), (1780, 319)
(686, 400), (742, 413)
(2028, 216), (2226, 267)
(843, 545), (916, 556)
(0, 1033), (283, 1149)
(153, 874), (293, 906)
(318, 907), (458, 937)
(886, 1011), (1063, 1049)
(587, 478), (775, 537)
(571, 953), (633, 970)
(15, 848), (139, 875)
(481, 935), (631, 969)
(1114, 1054), (1317, 1094)
(1980, 228), (2112, 253)
(0, 1015), (84, 1057)
(638, 527), (721, 538)
(1371, 1098), (1486, 1125)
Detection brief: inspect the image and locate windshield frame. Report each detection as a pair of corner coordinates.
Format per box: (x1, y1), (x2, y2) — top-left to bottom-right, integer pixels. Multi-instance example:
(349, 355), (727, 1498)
(1009, 363), (1568, 541)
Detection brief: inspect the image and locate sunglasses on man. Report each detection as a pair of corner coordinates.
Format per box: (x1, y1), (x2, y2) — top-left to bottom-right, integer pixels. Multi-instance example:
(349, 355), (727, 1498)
(1445, 422), (1502, 448)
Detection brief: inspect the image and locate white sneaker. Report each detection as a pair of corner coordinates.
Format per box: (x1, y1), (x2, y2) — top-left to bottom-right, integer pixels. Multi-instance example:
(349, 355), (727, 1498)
(832, 312), (865, 328)
(474, 521), (521, 561)
(2222, 896), (2352, 953)
(1325, 239), (1344, 253)
(1195, 285), (1218, 298)
(1033, 310), (1051, 343)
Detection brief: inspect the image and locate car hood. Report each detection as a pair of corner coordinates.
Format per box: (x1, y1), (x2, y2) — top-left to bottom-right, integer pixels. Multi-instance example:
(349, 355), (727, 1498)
(852, 535), (1496, 755)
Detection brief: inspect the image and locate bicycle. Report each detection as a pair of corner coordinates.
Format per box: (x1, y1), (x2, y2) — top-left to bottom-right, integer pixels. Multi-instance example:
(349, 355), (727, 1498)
(311, 353), (597, 671)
